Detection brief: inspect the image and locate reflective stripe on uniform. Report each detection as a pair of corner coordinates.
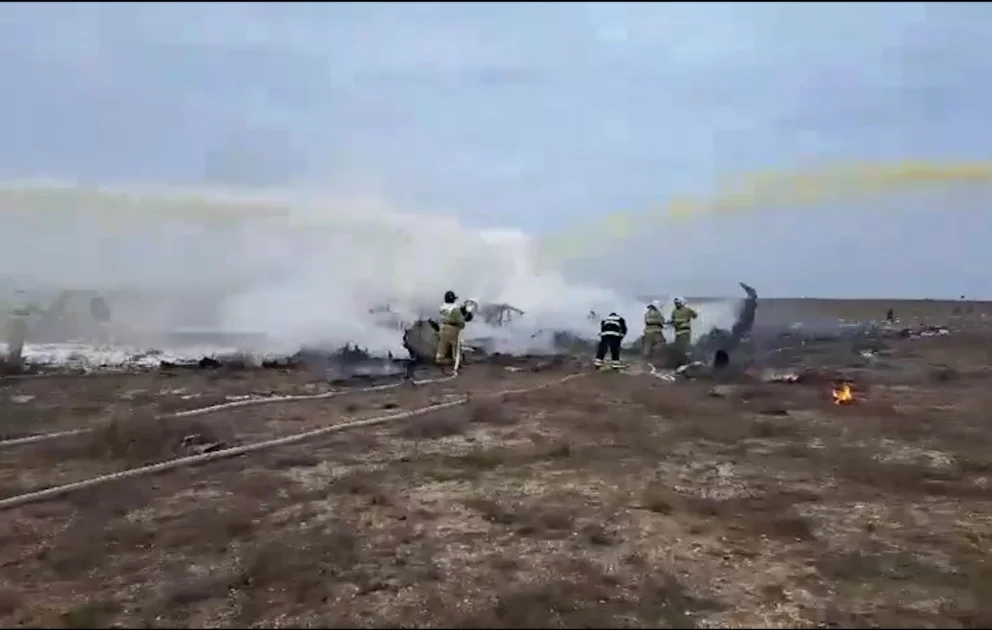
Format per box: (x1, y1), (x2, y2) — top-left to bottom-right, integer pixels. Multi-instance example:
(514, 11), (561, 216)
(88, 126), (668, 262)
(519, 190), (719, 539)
(671, 307), (694, 333)
(600, 314), (624, 337)
(644, 315), (664, 330)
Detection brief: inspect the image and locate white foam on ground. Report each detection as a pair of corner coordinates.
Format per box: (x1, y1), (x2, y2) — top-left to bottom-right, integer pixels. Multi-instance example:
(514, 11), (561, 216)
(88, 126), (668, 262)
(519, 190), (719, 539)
(0, 182), (740, 357)
(0, 342), (250, 371)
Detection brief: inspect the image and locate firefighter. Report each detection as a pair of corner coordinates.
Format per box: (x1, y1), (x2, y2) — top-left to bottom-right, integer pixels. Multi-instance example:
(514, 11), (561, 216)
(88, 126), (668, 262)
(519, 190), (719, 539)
(642, 301), (666, 358)
(594, 311), (627, 369)
(669, 296), (698, 353)
(435, 290), (474, 371)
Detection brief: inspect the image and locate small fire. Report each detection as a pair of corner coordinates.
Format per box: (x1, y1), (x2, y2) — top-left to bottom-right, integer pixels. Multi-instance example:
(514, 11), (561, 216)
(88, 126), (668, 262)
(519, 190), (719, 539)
(832, 383), (854, 405)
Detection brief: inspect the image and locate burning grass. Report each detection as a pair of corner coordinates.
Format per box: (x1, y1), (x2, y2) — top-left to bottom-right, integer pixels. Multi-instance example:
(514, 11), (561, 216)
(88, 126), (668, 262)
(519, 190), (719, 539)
(832, 381), (855, 405)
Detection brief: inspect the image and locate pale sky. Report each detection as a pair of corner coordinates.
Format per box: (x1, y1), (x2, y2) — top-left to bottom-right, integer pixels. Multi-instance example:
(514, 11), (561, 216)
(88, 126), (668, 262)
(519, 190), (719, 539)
(1, 2), (991, 298)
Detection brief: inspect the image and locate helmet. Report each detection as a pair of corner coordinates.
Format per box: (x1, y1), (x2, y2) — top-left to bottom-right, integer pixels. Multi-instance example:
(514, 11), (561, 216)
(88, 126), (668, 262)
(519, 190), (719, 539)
(647, 301), (659, 310)
(443, 290), (457, 303)
(673, 296), (685, 307)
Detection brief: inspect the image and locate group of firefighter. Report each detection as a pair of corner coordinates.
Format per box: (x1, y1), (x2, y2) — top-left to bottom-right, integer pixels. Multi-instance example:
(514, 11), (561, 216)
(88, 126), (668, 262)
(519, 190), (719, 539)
(4, 287), (696, 372)
(434, 290), (697, 372)
(591, 297), (697, 370)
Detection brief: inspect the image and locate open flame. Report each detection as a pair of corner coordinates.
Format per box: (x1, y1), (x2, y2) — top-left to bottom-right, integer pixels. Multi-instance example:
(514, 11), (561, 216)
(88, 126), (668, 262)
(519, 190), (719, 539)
(832, 382), (854, 405)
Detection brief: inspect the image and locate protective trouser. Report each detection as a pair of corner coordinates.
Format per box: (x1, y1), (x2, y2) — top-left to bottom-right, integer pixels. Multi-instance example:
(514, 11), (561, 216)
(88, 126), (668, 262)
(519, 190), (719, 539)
(673, 331), (692, 353)
(642, 329), (665, 357)
(594, 335), (622, 367)
(435, 324), (461, 365)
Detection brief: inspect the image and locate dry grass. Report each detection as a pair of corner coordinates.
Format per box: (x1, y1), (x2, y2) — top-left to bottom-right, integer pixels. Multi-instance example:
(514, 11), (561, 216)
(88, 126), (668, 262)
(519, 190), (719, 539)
(1, 299), (991, 627)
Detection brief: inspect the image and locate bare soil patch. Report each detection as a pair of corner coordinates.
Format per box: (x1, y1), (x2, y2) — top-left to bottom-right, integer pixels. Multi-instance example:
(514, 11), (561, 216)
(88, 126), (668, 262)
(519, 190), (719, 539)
(1, 300), (990, 628)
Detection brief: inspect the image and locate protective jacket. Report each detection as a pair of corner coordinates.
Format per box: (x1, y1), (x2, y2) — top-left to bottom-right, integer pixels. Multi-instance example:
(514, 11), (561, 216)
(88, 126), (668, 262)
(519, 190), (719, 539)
(600, 313), (627, 338)
(644, 308), (664, 331)
(439, 303), (473, 329)
(670, 305), (697, 337)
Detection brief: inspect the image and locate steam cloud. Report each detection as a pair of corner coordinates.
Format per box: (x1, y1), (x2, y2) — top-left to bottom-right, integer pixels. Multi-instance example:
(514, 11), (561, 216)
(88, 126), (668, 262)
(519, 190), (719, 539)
(0, 182), (740, 357)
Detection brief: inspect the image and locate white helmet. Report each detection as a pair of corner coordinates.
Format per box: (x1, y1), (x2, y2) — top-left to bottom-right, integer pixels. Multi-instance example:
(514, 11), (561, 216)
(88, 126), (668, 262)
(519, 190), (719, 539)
(673, 296), (685, 307)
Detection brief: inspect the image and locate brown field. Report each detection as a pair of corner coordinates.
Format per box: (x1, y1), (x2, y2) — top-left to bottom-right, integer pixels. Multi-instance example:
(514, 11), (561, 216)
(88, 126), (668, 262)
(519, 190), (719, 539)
(755, 297), (992, 323)
(0, 298), (990, 628)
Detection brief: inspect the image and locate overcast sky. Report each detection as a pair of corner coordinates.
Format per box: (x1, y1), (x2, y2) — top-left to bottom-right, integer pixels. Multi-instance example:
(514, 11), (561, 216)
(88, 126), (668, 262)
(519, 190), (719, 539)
(1, 2), (991, 298)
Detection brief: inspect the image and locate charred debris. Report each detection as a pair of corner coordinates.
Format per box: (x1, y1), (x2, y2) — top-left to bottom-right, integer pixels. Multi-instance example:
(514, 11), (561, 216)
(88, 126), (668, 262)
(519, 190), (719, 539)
(6, 283), (950, 383)
(2, 286), (761, 379)
(147, 285), (764, 380)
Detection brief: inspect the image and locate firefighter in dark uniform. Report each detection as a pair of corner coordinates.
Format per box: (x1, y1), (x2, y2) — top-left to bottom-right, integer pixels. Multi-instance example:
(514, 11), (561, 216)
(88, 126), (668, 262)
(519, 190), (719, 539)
(594, 312), (627, 369)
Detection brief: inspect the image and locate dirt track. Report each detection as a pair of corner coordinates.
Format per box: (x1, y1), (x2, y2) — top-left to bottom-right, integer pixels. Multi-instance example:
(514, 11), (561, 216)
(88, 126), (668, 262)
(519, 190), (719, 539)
(0, 300), (990, 628)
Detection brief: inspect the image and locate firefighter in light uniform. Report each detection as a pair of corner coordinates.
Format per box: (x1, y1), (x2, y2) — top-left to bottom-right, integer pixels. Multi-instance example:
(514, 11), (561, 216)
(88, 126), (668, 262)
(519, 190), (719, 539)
(595, 312), (628, 369)
(642, 302), (666, 358)
(435, 290), (474, 369)
(669, 297), (698, 353)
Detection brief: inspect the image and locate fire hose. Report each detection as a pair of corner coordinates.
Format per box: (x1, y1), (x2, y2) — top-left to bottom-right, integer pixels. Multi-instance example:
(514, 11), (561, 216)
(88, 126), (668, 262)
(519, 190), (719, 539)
(0, 303), (483, 452)
(0, 370), (588, 511)
(0, 373), (459, 450)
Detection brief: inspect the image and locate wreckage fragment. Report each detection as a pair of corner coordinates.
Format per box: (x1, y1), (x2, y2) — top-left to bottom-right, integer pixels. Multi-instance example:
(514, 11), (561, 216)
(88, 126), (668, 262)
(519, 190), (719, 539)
(477, 303), (525, 327)
(713, 349), (730, 371)
(368, 304), (411, 331)
(154, 343), (412, 384)
(761, 369), (803, 384)
(291, 344), (411, 381)
(403, 318), (441, 366)
(661, 281), (759, 370)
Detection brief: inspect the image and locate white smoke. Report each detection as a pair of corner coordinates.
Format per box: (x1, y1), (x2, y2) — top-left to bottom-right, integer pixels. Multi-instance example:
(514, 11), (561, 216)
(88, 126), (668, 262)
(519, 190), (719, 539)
(0, 181), (739, 357)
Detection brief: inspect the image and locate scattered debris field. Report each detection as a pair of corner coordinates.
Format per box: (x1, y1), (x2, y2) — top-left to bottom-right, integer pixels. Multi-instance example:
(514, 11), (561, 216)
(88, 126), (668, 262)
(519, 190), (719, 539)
(1, 299), (991, 628)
